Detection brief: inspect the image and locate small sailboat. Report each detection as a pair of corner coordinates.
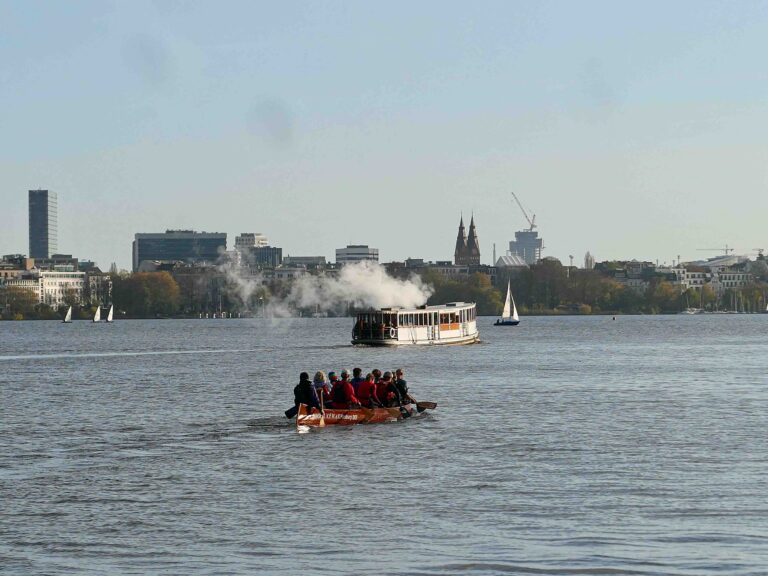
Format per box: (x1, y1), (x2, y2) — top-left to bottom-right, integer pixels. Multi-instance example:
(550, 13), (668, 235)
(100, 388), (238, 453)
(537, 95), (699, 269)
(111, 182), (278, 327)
(494, 281), (520, 326)
(62, 306), (72, 323)
(106, 305), (114, 323)
(93, 306), (101, 323)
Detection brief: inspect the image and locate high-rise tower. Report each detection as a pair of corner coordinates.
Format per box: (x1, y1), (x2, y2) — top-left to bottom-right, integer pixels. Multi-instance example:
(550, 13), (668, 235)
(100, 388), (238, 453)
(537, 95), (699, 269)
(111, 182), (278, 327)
(28, 189), (58, 258)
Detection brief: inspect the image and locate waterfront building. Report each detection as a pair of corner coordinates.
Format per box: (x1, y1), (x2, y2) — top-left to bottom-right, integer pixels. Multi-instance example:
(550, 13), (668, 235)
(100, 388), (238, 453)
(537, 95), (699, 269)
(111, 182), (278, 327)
(282, 256), (326, 268)
(32, 254), (79, 271)
(336, 245), (379, 265)
(0, 255), (35, 281)
(454, 216), (481, 266)
(5, 270), (86, 307)
(132, 230), (227, 272)
(709, 268), (751, 294)
(28, 190), (58, 259)
(235, 233), (268, 251)
(495, 254), (529, 270)
(508, 230), (542, 265)
(242, 246), (283, 269)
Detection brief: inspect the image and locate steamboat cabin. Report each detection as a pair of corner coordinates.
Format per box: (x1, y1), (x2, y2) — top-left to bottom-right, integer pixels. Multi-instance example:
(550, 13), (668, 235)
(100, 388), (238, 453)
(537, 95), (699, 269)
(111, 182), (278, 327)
(352, 302), (479, 346)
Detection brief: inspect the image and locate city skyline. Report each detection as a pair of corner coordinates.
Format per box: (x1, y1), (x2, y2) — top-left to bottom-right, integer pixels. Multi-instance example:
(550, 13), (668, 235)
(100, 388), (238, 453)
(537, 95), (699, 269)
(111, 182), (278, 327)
(1, 2), (767, 270)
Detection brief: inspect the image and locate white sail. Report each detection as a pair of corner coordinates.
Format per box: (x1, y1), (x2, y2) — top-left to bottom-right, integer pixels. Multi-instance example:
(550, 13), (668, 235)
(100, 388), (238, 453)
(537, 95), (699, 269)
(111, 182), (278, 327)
(106, 305), (114, 323)
(63, 306), (72, 323)
(511, 294), (519, 322)
(93, 306), (101, 323)
(501, 281), (512, 318)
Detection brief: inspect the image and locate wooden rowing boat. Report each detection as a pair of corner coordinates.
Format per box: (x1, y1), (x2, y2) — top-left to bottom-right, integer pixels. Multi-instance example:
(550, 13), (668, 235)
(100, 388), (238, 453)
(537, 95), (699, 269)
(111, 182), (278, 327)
(296, 401), (436, 429)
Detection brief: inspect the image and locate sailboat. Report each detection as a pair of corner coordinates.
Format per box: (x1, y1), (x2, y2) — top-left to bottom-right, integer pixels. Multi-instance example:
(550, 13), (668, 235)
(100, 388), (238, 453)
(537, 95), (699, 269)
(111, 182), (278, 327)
(62, 306), (72, 323)
(106, 305), (114, 323)
(494, 281), (520, 326)
(93, 306), (101, 323)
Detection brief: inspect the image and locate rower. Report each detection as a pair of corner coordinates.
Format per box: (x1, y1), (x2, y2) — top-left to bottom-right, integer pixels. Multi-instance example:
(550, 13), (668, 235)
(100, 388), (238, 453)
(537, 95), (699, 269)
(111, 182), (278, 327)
(394, 368), (414, 404)
(313, 371), (331, 403)
(285, 372), (323, 419)
(329, 371), (360, 409)
(357, 373), (382, 408)
(350, 367), (365, 393)
(376, 371), (401, 407)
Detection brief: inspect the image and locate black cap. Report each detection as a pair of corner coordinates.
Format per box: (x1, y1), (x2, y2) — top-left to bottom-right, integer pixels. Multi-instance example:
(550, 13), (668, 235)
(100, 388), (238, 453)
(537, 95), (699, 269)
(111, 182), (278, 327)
(300, 372), (309, 381)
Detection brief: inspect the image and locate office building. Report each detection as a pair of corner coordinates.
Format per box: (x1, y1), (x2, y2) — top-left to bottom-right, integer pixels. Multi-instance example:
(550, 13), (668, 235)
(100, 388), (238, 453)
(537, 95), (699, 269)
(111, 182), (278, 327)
(509, 230), (543, 265)
(29, 190), (58, 259)
(235, 233), (269, 251)
(336, 245), (379, 265)
(132, 230), (227, 271)
(242, 246), (283, 268)
(282, 256), (326, 268)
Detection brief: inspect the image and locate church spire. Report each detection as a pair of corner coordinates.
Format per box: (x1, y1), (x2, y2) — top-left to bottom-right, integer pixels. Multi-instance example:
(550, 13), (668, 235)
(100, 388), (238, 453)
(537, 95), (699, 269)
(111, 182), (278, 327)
(466, 214), (480, 265)
(454, 215), (467, 265)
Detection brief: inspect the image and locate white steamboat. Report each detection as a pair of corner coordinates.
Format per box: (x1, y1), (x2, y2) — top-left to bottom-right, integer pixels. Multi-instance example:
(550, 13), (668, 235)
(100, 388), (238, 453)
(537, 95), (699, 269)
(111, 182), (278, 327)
(352, 302), (479, 346)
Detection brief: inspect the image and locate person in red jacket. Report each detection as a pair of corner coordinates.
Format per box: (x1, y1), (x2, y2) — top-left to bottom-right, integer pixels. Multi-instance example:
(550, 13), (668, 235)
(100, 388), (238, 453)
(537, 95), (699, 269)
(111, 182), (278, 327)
(329, 371), (360, 409)
(375, 371), (401, 407)
(356, 373), (382, 408)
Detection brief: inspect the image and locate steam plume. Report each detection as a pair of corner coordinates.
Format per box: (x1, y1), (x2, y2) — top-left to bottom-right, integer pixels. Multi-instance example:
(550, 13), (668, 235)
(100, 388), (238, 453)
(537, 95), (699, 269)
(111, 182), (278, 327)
(219, 260), (432, 317)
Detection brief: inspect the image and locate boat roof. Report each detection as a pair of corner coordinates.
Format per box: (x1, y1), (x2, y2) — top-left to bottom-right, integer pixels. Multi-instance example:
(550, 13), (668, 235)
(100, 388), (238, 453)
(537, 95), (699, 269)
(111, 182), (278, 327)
(367, 302), (475, 313)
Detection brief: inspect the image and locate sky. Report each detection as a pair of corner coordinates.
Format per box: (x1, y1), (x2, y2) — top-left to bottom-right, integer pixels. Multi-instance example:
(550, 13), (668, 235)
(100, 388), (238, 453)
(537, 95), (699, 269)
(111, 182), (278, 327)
(1, 0), (767, 271)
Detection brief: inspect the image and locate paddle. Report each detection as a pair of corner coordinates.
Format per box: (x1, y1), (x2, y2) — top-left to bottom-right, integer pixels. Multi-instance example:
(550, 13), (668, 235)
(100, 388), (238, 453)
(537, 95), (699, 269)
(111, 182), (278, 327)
(318, 394), (326, 428)
(416, 401), (437, 413)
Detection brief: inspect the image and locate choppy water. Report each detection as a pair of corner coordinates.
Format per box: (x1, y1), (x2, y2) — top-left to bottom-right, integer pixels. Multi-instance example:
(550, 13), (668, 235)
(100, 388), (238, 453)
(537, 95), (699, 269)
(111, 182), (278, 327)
(1, 315), (767, 575)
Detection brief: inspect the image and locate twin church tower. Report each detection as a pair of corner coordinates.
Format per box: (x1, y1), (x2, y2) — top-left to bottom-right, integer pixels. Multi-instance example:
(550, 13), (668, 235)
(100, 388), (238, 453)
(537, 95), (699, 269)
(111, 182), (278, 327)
(454, 215), (480, 265)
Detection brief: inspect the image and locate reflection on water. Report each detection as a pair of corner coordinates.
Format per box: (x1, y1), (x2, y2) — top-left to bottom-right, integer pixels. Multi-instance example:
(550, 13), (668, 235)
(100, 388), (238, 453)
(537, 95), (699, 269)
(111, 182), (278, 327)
(1, 316), (767, 575)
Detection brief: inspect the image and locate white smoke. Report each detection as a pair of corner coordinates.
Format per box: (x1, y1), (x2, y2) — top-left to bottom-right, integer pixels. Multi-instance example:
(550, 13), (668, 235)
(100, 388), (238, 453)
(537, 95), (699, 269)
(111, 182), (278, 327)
(218, 259), (432, 317)
(286, 260), (432, 313)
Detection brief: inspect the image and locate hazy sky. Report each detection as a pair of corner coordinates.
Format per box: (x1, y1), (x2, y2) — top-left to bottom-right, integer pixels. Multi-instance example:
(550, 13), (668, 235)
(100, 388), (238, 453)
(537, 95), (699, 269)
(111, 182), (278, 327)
(2, 0), (767, 270)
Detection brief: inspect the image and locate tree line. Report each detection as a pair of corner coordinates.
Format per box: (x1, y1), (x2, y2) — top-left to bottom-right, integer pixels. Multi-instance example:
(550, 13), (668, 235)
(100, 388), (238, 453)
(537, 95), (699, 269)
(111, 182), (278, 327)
(3, 262), (767, 320)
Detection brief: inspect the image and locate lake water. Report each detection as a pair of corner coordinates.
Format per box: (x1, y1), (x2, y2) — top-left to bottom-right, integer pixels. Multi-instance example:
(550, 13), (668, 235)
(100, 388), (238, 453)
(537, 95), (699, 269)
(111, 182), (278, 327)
(1, 315), (767, 575)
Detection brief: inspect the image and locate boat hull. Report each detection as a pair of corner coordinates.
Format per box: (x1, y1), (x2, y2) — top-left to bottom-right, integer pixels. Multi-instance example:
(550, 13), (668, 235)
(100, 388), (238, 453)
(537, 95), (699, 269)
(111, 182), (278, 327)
(494, 319), (519, 326)
(296, 403), (421, 427)
(352, 333), (479, 346)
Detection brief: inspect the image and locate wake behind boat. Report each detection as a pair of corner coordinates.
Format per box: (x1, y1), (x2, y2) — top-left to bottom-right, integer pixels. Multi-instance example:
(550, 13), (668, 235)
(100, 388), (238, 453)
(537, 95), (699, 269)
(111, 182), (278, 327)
(494, 281), (520, 326)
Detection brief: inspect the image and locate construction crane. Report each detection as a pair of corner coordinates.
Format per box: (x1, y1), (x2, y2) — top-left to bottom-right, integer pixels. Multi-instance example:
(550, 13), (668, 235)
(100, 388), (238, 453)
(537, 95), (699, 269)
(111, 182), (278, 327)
(696, 244), (734, 256)
(510, 192), (536, 231)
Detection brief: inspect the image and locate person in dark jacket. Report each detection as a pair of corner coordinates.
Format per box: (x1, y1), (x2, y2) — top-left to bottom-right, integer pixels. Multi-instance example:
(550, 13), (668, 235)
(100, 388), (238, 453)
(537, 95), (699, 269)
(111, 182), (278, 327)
(394, 368), (414, 404)
(376, 371), (402, 407)
(285, 372), (323, 419)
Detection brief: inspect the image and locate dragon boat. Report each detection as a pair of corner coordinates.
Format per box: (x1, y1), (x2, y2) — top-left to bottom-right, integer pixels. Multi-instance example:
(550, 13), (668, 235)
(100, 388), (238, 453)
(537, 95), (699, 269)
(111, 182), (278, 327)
(295, 401), (436, 429)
